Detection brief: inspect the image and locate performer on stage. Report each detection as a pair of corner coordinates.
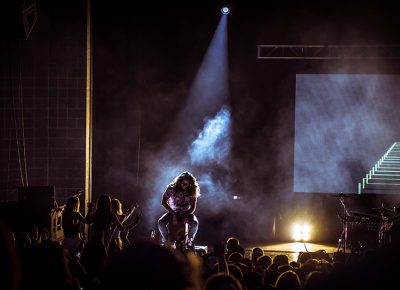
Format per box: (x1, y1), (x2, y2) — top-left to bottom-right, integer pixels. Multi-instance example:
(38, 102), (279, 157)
(158, 171), (200, 249)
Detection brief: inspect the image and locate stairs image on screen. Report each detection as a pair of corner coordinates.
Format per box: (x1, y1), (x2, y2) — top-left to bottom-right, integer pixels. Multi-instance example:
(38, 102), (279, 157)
(358, 142), (400, 194)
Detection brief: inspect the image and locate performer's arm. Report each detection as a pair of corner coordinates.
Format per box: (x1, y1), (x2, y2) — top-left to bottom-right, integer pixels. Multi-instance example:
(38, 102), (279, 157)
(162, 188), (178, 224)
(188, 196), (197, 214)
(161, 188), (174, 213)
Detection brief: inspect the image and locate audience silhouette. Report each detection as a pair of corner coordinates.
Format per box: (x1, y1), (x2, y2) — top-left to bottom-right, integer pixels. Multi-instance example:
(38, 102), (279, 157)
(3, 191), (400, 290)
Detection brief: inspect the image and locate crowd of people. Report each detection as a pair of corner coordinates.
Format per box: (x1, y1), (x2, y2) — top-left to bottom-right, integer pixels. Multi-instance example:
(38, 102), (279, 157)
(2, 220), (400, 290)
(1, 171), (400, 290)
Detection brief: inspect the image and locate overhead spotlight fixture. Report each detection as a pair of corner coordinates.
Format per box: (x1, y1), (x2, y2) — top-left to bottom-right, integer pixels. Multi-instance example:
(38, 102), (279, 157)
(221, 7), (230, 15)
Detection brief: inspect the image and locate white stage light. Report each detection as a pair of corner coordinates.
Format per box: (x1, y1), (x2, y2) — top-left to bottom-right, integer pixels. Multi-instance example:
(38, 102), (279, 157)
(221, 7), (229, 15)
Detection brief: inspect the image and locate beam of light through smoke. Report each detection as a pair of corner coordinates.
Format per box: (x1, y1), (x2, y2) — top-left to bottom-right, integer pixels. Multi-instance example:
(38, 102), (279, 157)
(168, 13), (229, 146)
(189, 106), (231, 165)
(142, 13), (231, 232)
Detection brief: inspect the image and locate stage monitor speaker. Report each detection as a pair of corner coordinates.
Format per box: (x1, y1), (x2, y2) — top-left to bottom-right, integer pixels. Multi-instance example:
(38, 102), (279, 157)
(18, 186), (56, 231)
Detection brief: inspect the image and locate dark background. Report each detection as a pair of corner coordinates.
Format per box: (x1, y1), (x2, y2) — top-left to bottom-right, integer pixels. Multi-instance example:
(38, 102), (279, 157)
(1, 0), (400, 244)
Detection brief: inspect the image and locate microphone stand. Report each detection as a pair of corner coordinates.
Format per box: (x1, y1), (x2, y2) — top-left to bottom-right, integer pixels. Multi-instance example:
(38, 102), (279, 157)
(337, 196), (349, 255)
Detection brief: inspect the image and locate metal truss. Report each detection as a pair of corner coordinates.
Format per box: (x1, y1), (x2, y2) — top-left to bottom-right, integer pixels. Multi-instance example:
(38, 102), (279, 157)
(257, 45), (400, 60)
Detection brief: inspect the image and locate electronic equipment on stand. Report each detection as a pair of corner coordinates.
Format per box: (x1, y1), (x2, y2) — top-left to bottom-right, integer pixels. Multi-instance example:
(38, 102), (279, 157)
(337, 194), (350, 254)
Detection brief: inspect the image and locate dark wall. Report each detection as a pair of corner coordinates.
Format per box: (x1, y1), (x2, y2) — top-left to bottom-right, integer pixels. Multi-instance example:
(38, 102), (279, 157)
(0, 0), (86, 202)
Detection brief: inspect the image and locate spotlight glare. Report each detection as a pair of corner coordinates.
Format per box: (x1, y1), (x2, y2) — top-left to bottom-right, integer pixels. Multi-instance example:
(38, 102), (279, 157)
(221, 7), (229, 15)
(291, 223), (312, 242)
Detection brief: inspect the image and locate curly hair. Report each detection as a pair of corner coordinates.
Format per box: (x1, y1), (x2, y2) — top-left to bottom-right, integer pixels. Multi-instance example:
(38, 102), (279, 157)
(169, 171), (200, 198)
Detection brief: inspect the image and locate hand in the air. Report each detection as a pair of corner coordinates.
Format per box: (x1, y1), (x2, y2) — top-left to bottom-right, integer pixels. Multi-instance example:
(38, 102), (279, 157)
(213, 241), (227, 257)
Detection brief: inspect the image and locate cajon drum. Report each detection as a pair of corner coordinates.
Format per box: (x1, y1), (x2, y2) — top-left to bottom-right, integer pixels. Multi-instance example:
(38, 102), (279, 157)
(168, 220), (188, 242)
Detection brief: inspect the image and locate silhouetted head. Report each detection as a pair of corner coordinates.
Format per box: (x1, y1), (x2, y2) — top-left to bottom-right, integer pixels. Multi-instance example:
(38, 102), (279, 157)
(100, 241), (200, 290)
(65, 196), (80, 212)
(96, 194), (112, 213)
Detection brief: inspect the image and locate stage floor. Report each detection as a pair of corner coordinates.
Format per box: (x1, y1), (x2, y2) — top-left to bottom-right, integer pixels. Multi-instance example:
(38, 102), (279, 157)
(242, 241), (339, 262)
